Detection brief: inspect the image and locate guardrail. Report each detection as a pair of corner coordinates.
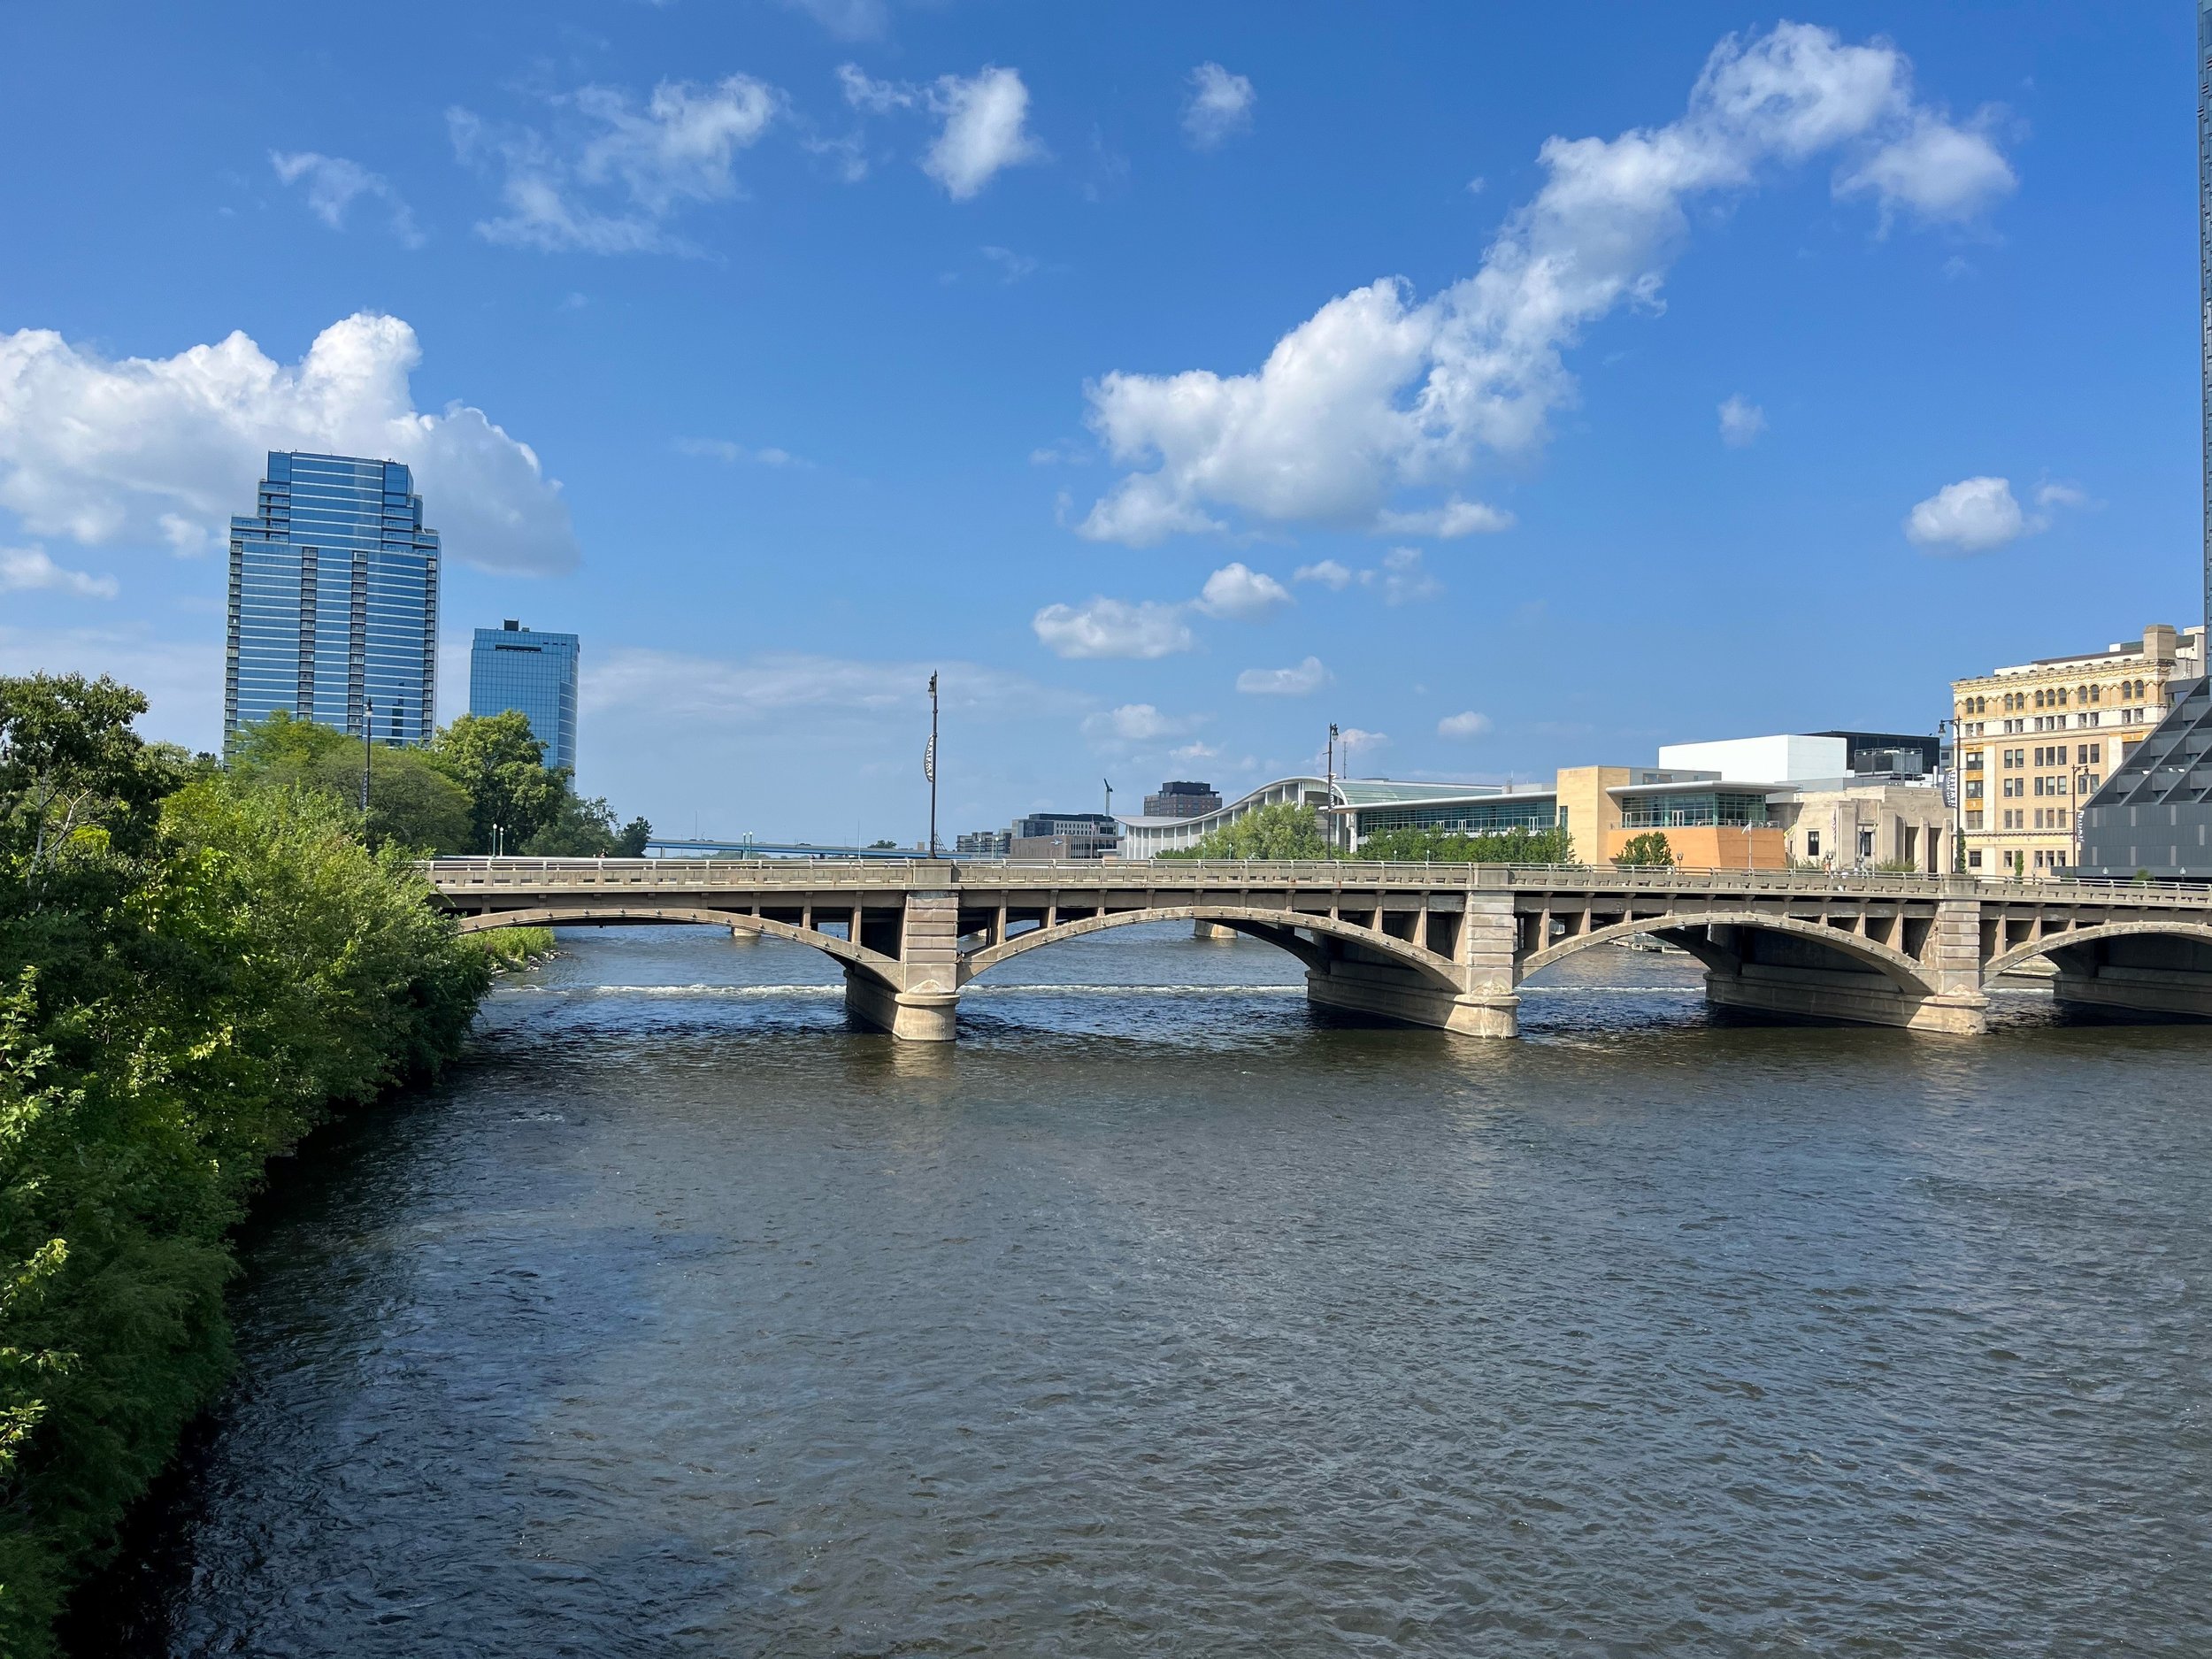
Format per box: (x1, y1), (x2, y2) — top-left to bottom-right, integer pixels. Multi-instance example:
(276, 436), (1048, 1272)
(419, 857), (2212, 907)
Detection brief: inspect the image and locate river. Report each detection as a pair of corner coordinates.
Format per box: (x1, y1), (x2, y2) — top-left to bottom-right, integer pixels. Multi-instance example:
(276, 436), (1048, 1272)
(75, 923), (2212, 1655)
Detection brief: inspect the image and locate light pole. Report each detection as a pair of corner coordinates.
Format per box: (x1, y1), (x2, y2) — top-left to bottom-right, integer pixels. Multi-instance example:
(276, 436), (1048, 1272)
(1938, 716), (1957, 876)
(1325, 722), (1339, 856)
(361, 697), (373, 828)
(924, 672), (940, 859)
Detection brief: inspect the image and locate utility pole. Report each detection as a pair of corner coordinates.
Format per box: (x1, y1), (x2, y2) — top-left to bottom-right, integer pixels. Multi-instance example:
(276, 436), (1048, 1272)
(1103, 778), (1113, 818)
(361, 697), (373, 826)
(1326, 722), (1339, 856)
(925, 672), (940, 859)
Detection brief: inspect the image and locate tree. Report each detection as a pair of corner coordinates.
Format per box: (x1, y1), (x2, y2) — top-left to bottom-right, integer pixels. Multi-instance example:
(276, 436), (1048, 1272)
(518, 793), (652, 857)
(227, 713), (472, 854)
(428, 711), (567, 853)
(0, 675), (180, 886)
(1164, 802), (1328, 860)
(1614, 831), (1675, 868)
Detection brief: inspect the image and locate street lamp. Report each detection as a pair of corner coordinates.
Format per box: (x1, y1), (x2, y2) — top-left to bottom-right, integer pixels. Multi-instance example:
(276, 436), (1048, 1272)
(361, 697), (374, 828)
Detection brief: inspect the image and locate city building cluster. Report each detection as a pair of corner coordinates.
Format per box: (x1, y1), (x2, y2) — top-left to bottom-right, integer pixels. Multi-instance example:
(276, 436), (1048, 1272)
(972, 617), (2212, 884)
(224, 450), (580, 773)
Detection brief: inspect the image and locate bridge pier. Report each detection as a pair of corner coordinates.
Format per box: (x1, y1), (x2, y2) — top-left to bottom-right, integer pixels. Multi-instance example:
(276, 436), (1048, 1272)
(842, 972), (959, 1041)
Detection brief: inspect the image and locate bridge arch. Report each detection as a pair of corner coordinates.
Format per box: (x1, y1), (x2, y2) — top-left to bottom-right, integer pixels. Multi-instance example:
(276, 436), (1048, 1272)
(956, 904), (1459, 988)
(1983, 918), (2212, 983)
(1517, 909), (1942, 998)
(449, 906), (906, 983)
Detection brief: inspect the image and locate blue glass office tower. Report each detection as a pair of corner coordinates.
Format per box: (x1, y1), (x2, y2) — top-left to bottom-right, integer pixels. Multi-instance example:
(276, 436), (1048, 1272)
(224, 452), (440, 749)
(469, 620), (579, 773)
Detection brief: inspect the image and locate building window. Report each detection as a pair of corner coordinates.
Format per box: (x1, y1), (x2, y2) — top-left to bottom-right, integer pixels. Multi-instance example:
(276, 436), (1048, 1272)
(1806, 830), (1821, 857)
(1969, 849), (1984, 869)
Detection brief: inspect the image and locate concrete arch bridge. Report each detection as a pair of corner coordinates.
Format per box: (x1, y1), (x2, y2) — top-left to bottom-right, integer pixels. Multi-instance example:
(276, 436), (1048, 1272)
(426, 858), (2212, 1041)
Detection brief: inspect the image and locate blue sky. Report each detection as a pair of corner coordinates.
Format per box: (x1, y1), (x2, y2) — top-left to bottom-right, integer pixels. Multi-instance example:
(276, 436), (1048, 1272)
(0, 3), (2198, 843)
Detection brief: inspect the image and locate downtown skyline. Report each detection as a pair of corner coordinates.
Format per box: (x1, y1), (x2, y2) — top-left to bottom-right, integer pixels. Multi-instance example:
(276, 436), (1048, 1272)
(0, 2), (2201, 844)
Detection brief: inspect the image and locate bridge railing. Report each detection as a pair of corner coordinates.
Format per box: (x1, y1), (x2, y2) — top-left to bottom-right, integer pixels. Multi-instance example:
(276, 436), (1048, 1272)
(421, 856), (2210, 909)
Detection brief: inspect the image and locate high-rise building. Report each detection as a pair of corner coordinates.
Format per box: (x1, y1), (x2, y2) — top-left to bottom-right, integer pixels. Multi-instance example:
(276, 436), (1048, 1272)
(1143, 780), (1222, 818)
(224, 452), (440, 749)
(468, 619), (580, 773)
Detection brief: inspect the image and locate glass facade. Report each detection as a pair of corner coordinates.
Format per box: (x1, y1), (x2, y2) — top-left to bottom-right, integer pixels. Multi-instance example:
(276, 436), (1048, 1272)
(468, 622), (580, 773)
(1353, 799), (1558, 835)
(1617, 791), (1771, 829)
(224, 451), (440, 749)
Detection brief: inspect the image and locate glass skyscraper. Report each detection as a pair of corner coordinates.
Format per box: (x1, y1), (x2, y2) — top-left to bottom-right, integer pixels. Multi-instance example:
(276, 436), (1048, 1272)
(469, 620), (580, 774)
(224, 451), (441, 750)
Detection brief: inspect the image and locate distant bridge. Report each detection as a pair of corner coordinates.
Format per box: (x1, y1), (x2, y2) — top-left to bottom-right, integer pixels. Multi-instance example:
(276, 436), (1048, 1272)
(425, 858), (2212, 1041)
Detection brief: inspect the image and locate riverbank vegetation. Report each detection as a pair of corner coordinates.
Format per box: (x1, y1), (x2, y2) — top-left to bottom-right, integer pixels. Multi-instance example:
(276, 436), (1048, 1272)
(0, 674), (500, 1656)
(228, 709), (650, 856)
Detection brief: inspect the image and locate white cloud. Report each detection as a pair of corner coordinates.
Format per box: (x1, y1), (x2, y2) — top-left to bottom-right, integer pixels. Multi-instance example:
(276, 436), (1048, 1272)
(1838, 110), (2016, 225)
(0, 313), (579, 574)
(1183, 64), (1255, 150)
(0, 544), (118, 599)
(1437, 710), (1493, 740)
(837, 64), (915, 114)
(270, 151), (423, 247)
(449, 75), (776, 255)
(1170, 740), (1223, 763)
(1032, 597), (1194, 659)
(923, 67), (1045, 200)
(1334, 726), (1388, 758)
(2033, 480), (2088, 511)
(1294, 559), (1352, 590)
(1236, 656), (1331, 696)
(979, 244), (1040, 283)
(1371, 497), (1513, 538)
(675, 436), (809, 468)
(1194, 561), (1292, 619)
(1083, 702), (1202, 745)
(780, 0), (889, 41)
(1718, 394), (1767, 447)
(1905, 475), (2031, 554)
(1076, 22), (2015, 546)
(1361, 547), (1442, 606)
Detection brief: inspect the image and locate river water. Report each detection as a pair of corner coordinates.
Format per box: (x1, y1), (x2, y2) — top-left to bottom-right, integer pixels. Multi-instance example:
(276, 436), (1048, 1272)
(78, 924), (2212, 1656)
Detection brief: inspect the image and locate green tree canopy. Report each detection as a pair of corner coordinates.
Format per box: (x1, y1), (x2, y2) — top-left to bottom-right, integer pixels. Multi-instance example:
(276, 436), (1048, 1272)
(1163, 801), (1329, 860)
(0, 674), (182, 883)
(228, 712), (472, 854)
(519, 792), (651, 857)
(1614, 831), (1675, 868)
(429, 711), (568, 854)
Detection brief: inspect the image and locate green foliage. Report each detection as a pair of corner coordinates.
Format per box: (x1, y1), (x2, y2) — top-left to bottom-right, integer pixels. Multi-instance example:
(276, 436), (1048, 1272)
(228, 712), (472, 854)
(0, 675), (491, 1657)
(429, 711), (568, 854)
(472, 926), (555, 968)
(1354, 825), (1572, 864)
(1614, 831), (1676, 868)
(518, 792), (651, 857)
(1160, 801), (1329, 861)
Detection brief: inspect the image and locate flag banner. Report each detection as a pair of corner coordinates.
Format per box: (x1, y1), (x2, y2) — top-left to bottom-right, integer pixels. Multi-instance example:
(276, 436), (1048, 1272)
(924, 733), (936, 783)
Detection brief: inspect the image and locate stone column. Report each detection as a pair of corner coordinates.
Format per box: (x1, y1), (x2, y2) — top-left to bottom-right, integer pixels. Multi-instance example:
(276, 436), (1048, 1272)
(1912, 887), (1990, 1034)
(1449, 872), (1521, 1037)
(844, 888), (962, 1041)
